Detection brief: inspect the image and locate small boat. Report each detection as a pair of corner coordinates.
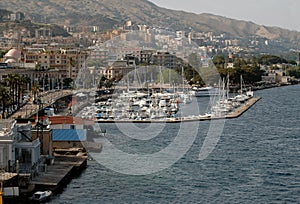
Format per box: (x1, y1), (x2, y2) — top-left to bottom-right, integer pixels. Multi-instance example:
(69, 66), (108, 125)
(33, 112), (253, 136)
(31, 190), (52, 202)
(190, 86), (220, 97)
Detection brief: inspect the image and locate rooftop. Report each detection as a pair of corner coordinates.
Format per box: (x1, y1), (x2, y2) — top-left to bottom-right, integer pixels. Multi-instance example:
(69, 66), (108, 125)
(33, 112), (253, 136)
(52, 129), (87, 141)
(48, 116), (94, 125)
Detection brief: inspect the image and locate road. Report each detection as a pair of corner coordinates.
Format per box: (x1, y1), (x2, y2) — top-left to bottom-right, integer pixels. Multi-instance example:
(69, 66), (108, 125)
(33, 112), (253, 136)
(8, 90), (72, 119)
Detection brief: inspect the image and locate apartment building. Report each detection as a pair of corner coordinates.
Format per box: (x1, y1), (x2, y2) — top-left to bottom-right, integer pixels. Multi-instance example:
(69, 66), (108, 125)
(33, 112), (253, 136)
(22, 46), (89, 80)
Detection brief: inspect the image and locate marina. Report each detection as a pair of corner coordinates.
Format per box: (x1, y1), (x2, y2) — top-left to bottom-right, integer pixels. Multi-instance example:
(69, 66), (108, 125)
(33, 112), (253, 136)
(76, 76), (260, 123)
(93, 96), (261, 123)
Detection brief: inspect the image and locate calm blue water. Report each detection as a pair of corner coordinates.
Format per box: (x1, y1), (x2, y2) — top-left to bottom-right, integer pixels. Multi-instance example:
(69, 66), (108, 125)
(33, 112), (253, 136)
(50, 85), (300, 203)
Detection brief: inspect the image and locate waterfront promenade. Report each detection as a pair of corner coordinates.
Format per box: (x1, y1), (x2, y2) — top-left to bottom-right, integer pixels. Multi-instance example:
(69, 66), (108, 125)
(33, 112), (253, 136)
(8, 90), (72, 119)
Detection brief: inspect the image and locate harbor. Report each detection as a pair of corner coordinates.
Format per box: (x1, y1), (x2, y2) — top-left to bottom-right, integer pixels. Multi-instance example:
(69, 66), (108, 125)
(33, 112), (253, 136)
(76, 76), (261, 124)
(0, 1), (299, 203)
(0, 63), (265, 203)
(0, 79), (262, 203)
(47, 85), (300, 204)
(94, 97), (261, 123)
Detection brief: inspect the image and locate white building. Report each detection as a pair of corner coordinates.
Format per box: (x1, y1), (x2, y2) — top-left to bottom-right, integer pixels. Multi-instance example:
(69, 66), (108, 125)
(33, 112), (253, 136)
(0, 120), (41, 173)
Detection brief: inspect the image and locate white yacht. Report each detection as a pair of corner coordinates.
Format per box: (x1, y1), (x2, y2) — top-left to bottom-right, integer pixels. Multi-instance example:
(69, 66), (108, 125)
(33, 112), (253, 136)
(190, 86), (220, 97)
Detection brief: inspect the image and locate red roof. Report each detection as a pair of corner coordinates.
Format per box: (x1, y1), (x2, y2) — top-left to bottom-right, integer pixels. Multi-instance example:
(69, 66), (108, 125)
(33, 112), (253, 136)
(48, 116), (94, 125)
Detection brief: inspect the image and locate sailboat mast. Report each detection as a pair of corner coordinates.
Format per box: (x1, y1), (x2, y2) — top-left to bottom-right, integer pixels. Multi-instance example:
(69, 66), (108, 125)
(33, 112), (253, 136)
(227, 74), (230, 99)
(240, 75), (243, 93)
(182, 66), (184, 93)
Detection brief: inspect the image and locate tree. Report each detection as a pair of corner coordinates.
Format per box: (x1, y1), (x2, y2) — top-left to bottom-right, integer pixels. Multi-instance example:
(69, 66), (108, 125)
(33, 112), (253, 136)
(188, 53), (201, 69)
(0, 50), (6, 58)
(63, 78), (73, 88)
(4, 74), (28, 109)
(31, 84), (40, 104)
(98, 75), (107, 89)
(104, 79), (113, 88)
(0, 84), (10, 119)
(157, 69), (182, 85)
(212, 55), (226, 68)
(35, 63), (42, 71)
(287, 66), (300, 78)
(4, 74), (17, 110)
(258, 55), (288, 65)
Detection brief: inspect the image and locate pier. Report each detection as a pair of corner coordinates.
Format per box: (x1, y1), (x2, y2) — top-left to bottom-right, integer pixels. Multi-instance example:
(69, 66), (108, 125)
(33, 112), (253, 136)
(224, 97), (261, 119)
(31, 155), (87, 193)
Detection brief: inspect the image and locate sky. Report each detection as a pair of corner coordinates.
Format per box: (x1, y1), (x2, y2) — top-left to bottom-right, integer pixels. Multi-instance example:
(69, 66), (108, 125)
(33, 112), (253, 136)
(148, 0), (300, 31)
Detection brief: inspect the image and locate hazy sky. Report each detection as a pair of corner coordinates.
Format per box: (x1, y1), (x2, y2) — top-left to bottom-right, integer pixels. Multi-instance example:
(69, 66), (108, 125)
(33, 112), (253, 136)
(148, 0), (299, 31)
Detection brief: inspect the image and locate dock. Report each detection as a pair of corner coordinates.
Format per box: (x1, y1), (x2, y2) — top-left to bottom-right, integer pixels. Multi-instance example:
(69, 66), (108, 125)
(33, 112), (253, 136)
(95, 97), (262, 123)
(31, 155), (87, 193)
(224, 97), (261, 119)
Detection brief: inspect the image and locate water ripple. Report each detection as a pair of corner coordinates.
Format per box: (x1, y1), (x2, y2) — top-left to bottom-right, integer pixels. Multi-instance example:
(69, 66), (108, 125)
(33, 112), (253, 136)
(49, 85), (300, 204)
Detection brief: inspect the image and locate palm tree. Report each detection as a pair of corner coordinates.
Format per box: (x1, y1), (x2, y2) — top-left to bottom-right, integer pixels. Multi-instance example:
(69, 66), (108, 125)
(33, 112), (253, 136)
(16, 75), (28, 108)
(14, 74), (22, 109)
(0, 84), (10, 119)
(31, 83), (40, 104)
(4, 74), (17, 111)
(4, 74), (28, 110)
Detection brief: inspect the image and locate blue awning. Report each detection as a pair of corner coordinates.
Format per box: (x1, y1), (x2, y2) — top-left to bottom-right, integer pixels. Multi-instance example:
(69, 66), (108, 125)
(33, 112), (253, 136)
(52, 129), (87, 141)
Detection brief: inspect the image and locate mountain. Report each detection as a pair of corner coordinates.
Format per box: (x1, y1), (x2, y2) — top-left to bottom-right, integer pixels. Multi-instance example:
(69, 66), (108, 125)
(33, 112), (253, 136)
(1, 0), (300, 44)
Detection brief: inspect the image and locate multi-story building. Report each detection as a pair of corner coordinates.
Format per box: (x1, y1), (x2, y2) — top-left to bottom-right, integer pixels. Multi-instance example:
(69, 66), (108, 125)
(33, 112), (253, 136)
(139, 50), (156, 64)
(88, 47), (109, 61)
(152, 51), (177, 69)
(35, 27), (52, 39)
(9, 12), (25, 22)
(0, 48), (60, 90)
(104, 60), (135, 80)
(22, 46), (89, 80)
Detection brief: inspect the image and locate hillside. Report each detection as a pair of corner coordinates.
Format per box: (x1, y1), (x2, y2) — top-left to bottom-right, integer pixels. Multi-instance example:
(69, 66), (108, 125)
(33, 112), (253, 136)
(0, 12), (70, 38)
(1, 0), (300, 44)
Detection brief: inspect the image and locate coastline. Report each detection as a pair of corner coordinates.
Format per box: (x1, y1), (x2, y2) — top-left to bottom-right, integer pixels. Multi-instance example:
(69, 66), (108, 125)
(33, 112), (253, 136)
(232, 81), (299, 92)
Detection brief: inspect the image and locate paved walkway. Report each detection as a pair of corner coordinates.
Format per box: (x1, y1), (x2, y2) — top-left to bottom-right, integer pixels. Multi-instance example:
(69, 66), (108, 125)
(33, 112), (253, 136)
(31, 156), (87, 191)
(8, 90), (72, 119)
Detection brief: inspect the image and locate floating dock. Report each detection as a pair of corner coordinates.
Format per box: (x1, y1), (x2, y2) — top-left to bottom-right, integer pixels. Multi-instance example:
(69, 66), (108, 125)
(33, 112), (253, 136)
(31, 155), (87, 193)
(95, 97), (262, 123)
